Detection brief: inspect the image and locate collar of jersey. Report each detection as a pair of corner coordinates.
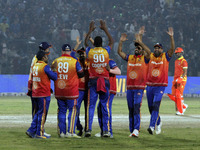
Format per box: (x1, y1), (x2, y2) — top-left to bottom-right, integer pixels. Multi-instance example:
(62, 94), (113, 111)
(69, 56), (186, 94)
(177, 56), (183, 60)
(62, 54), (71, 57)
(134, 55), (142, 58)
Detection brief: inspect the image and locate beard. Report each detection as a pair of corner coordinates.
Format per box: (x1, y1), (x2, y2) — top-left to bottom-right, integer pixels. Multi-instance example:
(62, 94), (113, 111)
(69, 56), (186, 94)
(135, 50), (140, 56)
(154, 51), (161, 57)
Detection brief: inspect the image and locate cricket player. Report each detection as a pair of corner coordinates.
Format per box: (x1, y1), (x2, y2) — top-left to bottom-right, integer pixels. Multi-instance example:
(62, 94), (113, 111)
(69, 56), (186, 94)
(26, 50), (57, 139)
(27, 41), (52, 137)
(95, 59), (121, 138)
(118, 26), (151, 137)
(146, 27), (175, 135)
(52, 44), (84, 138)
(167, 47), (188, 115)
(84, 19), (114, 137)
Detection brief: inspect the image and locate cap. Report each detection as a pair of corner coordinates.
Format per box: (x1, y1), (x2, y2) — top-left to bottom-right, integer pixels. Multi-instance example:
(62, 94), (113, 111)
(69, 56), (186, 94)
(154, 43), (163, 49)
(39, 42), (52, 50)
(77, 47), (85, 54)
(175, 47), (184, 53)
(62, 44), (71, 51)
(36, 50), (49, 60)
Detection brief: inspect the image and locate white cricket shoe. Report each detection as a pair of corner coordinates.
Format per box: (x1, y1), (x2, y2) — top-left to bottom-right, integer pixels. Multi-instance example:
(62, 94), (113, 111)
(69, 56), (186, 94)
(59, 132), (66, 138)
(131, 129), (139, 137)
(156, 122), (162, 134)
(183, 104), (188, 113)
(147, 127), (154, 135)
(66, 132), (81, 138)
(44, 132), (51, 137)
(95, 132), (101, 137)
(176, 111), (184, 115)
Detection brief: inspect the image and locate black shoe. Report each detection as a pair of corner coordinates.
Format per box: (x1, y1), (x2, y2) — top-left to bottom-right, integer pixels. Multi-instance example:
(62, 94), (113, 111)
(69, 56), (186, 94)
(102, 131), (110, 137)
(147, 127), (154, 135)
(84, 130), (91, 137)
(77, 129), (83, 136)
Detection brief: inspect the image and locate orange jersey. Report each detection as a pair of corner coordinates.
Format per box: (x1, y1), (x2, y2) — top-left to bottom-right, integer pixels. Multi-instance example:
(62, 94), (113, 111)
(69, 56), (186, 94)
(53, 54), (80, 99)
(127, 55), (148, 89)
(146, 53), (170, 86)
(28, 55), (38, 90)
(174, 56), (188, 80)
(78, 59), (89, 90)
(87, 47), (110, 79)
(32, 61), (51, 97)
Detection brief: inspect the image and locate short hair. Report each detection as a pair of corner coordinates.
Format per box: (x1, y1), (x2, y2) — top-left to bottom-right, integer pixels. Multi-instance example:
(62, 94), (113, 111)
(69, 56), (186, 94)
(94, 36), (102, 47)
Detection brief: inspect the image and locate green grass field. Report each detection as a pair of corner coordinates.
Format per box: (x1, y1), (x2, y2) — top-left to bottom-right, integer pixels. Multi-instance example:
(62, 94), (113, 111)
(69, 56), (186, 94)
(0, 96), (200, 150)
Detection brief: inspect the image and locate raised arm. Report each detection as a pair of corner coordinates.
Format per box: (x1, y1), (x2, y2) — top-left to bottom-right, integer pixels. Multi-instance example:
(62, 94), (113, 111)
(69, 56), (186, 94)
(74, 36), (82, 50)
(134, 33), (151, 60)
(166, 27), (175, 57)
(99, 19), (114, 49)
(118, 33), (128, 60)
(138, 26), (145, 41)
(84, 21), (96, 47)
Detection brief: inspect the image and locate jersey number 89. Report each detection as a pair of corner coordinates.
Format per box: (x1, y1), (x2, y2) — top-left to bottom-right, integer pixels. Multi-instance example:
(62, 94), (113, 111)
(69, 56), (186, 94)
(58, 62), (69, 73)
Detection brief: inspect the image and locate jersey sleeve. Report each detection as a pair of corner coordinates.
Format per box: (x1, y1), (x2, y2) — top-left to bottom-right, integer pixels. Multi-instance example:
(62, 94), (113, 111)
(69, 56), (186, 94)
(165, 52), (171, 62)
(109, 60), (117, 69)
(44, 65), (57, 81)
(70, 50), (78, 60)
(76, 61), (83, 72)
(182, 59), (188, 69)
(105, 46), (111, 55)
(86, 47), (91, 56)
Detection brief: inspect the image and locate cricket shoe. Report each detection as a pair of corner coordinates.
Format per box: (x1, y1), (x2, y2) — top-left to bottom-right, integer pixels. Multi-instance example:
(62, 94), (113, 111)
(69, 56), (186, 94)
(156, 122), (162, 135)
(95, 132), (101, 137)
(131, 129), (139, 137)
(44, 132), (51, 137)
(59, 132), (66, 138)
(26, 131), (35, 138)
(77, 129), (83, 136)
(102, 131), (110, 137)
(147, 127), (154, 135)
(183, 104), (188, 113)
(176, 111), (184, 115)
(84, 130), (91, 137)
(35, 135), (48, 139)
(66, 132), (81, 138)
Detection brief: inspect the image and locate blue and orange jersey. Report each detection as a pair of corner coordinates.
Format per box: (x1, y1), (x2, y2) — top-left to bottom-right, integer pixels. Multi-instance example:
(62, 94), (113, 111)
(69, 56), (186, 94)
(32, 61), (54, 97)
(28, 55), (38, 90)
(86, 46), (110, 79)
(109, 59), (117, 94)
(53, 54), (83, 99)
(146, 52), (171, 86)
(174, 56), (188, 80)
(78, 59), (89, 91)
(126, 55), (148, 89)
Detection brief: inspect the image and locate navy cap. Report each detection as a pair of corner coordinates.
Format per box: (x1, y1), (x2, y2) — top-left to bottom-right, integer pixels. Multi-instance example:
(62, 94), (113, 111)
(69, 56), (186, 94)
(154, 43), (163, 49)
(39, 42), (52, 50)
(62, 44), (71, 51)
(36, 50), (49, 60)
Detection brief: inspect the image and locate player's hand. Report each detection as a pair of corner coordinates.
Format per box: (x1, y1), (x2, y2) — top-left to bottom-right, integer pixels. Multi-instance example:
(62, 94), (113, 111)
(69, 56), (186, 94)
(99, 19), (107, 30)
(89, 20), (96, 31)
(51, 61), (57, 72)
(139, 26), (145, 35)
(76, 36), (82, 45)
(26, 90), (32, 97)
(120, 33), (128, 42)
(166, 27), (174, 37)
(134, 33), (142, 43)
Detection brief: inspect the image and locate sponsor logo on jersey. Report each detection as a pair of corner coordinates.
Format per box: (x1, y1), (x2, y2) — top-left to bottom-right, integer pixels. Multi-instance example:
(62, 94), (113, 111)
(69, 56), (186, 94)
(128, 63), (142, 67)
(92, 63), (107, 68)
(95, 68), (104, 74)
(33, 77), (41, 82)
(151, 61), (163, 65)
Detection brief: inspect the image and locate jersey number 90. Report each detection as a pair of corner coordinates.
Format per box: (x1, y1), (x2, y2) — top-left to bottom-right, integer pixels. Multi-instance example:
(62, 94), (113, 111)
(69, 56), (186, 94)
(93, 54), (105, 63)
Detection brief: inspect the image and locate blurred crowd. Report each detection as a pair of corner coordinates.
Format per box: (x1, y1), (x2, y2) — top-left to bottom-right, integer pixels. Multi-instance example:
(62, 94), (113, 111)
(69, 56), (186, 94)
(0, 0), (199, 76)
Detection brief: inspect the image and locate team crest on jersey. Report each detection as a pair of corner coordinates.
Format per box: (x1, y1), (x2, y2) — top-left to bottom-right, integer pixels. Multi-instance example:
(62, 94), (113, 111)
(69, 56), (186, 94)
(152, 69), (160, 77)
(95, 68), (104, 74)
(58, 80), (66, 89)
(129, 71), (137, 79)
